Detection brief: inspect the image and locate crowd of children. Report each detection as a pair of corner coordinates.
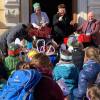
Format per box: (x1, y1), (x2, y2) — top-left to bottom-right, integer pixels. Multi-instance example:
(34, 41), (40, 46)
(0, 2), (100, 100)
(0, 32), (99, 100)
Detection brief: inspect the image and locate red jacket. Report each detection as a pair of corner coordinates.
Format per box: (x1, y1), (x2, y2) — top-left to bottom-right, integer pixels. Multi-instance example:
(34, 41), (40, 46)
(77, 19), (100, 45)
(34, 67), (64, 100)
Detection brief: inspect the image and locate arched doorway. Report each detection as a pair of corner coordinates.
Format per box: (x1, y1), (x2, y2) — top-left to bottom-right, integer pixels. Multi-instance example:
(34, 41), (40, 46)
(29, 0), (77, 24)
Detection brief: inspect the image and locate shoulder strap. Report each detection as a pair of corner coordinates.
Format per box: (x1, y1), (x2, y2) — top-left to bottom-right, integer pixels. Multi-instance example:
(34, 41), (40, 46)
(23, 69), (42, 100)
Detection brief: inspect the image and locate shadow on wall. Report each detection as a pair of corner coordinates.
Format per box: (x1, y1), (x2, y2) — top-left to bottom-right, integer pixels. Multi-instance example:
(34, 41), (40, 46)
(0, 21), (6, 28)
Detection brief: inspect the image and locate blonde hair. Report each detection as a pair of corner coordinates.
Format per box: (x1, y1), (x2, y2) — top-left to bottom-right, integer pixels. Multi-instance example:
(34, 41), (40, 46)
(85, 47), (100, 63)
(87, 84), (100, 100)
(30, 53), (52, 69)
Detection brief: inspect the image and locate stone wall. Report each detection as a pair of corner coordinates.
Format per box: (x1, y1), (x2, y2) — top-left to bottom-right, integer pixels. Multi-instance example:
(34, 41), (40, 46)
(0, 0), (30, 34)
(0, 0), (6, 28)
(77, 0), (100, 25)
(4, 0), (20, 27)
(88, 0), (100, 20)
(0, 0), (100, 34)
(0, 0), (21, 34)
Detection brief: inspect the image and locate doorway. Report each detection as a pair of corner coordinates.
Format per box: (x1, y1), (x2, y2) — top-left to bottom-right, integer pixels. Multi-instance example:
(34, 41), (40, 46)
(29, 0), (77, 25)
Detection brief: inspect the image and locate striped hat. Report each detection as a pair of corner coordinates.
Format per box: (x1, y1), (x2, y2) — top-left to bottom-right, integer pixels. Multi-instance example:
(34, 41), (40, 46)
(8, 43), (20, 56)
(67, 35), (79, 47)
(60, 50), (72, 61)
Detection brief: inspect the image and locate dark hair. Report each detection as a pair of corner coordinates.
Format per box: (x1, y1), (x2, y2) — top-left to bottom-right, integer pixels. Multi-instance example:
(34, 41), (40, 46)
(58, 4), (66, 9)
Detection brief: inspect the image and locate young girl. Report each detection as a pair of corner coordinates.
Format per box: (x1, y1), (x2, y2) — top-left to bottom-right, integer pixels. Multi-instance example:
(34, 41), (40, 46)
(73, 47), (100, 100)
(86, 83), (100, 100)
(53, 50), (79, 100)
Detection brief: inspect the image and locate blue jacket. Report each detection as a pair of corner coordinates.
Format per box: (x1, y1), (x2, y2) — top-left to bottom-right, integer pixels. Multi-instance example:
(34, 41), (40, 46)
(53, 62), (78, 94)
(73, 60), (100, 99)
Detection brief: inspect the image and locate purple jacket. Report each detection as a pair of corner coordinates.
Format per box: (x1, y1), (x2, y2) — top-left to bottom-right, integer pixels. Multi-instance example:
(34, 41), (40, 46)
(73, 60), (100, 99)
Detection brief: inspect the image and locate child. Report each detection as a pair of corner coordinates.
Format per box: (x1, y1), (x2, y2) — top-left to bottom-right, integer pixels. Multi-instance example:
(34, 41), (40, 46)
(67, 34), (84, 71)
(53, 50), (79, 100)
(86, 83), (100, 100)
(16, 61), (30, 70)
(4, 43), (21, 76)
(30, 53), (53, 75)
(30, 53), (64, 100)
(73, 47), (100, 100)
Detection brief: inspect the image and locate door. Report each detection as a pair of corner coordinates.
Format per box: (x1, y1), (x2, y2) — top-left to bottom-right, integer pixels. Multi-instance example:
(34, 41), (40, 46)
(29, 0), (77, 24)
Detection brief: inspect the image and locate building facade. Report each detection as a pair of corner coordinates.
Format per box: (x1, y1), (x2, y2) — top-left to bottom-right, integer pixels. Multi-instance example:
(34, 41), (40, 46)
(0, 0), (100, 34)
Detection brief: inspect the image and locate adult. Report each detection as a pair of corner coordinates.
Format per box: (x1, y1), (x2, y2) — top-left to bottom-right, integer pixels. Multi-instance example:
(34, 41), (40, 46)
(31, 2), (51, 38)
(53, 4), (71, 44)
(0, 23), (33, 56)
(77, 11), (100, 47)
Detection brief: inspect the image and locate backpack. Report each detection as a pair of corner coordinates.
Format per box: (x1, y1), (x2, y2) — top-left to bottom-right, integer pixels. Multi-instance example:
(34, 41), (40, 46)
(0, 69), (42, 100)
(56, 78), (70, 96)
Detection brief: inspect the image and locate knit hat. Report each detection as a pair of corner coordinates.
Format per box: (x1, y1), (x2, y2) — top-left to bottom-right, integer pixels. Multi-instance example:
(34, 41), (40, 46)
(67, 35), (79, 47)
(15, 38), (21, 45)
(33, 2), (40, 10)
(27, 49), (38, 59)
(60, 50), (72, 61)
(8, 43), (20, 56)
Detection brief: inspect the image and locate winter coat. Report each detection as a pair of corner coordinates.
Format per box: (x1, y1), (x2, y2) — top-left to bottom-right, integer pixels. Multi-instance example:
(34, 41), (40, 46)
(77, 19), (100, 46)
(53, 62), (79, 94)
(73, 60), (100, 100)
(34, 74), (64, 100)
(0, 24), (33, 56)
(53, 14), (70, 44)
(4, 56), (20, 76)
(33, 67), (64, 100)
(72, 48), (85, 71)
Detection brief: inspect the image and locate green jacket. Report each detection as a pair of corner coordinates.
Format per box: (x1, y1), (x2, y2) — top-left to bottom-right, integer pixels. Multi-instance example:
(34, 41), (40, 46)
(4, 56), (20, 76)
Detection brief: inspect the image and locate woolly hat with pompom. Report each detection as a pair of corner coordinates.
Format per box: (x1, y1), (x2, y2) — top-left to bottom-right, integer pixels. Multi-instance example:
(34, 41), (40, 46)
(27, 49), (38, 59)
(8, 42), (20, 56)
(67, 35), (79, 47)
